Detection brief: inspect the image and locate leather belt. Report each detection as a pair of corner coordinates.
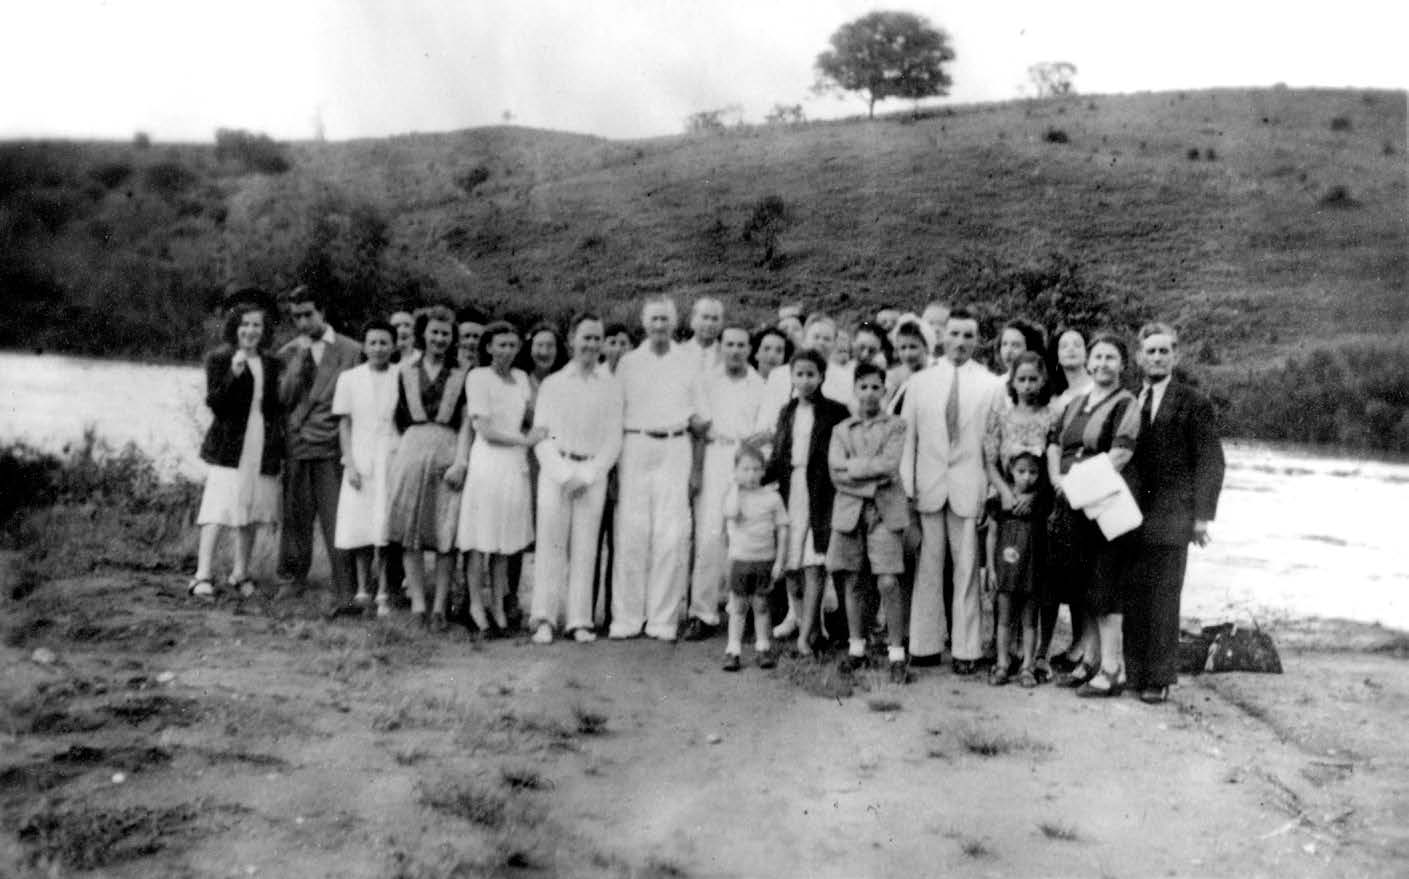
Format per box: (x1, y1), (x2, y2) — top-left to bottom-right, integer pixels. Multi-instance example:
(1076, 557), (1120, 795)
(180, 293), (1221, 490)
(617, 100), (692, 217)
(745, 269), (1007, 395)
(625, 428), (688, 439)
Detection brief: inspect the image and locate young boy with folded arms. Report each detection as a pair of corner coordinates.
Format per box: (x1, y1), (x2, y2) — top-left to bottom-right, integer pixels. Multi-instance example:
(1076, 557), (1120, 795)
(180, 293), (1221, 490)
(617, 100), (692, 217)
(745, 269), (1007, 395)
(828, 362), (910, 683)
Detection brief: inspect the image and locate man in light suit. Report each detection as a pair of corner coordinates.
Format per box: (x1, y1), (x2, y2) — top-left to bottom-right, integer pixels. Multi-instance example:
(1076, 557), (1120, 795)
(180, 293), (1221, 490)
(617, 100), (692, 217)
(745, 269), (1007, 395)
(1125, 322), (1225, 703)
(277, 285), (362, 611)
(901, 307), (1003, 672)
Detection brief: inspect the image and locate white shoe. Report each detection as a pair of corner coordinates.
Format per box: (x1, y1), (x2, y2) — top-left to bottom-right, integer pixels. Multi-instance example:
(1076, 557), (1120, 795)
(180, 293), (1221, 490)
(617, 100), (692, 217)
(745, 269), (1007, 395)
(353, 591), (373, 607)
(573, 628), (597, 643)
(532, 623), (554, 645)
(772, 613), (798, 639)
(375, 601), (391, 619)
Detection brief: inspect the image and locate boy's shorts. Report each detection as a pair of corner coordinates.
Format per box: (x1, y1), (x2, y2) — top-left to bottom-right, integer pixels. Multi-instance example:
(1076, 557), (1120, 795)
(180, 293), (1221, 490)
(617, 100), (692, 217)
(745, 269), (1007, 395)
(728, 559), (775, 597)
(826, 503), (904, 575)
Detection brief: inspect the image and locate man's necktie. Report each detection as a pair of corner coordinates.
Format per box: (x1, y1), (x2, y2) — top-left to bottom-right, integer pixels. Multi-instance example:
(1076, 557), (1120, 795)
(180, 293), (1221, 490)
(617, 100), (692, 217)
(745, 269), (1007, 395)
(1140, 385), (1154, 431)
(946, 371), (960, 446)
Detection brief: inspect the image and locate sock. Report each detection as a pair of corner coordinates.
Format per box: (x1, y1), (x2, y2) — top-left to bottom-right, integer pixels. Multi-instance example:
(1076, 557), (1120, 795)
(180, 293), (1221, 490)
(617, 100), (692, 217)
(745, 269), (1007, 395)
(888, 646), (907, 663)
(849, 638), (866, 658)
(755, 638), (772, 653)
(725, 641), (742, 656)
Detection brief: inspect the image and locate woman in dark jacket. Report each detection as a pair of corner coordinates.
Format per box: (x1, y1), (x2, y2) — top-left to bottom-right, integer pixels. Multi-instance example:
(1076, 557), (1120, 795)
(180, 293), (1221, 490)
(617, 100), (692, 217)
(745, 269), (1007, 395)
(190, 294), (283, 600)
(765, 348), (851, 656)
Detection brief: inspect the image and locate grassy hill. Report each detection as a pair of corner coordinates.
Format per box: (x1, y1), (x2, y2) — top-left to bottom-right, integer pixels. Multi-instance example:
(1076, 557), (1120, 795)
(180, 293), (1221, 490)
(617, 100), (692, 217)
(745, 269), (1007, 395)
(2, 87), (1406, 445)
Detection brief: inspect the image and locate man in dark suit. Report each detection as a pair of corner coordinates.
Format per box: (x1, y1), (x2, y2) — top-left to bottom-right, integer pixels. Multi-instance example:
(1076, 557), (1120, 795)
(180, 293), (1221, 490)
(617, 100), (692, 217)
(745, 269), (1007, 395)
(1125, 322), (1226, 703)
(276, 285), (363, 612)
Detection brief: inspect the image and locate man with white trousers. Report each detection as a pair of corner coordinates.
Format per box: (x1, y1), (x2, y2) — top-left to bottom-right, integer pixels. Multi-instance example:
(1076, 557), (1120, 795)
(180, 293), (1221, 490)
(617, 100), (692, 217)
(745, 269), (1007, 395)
(901, 307), (1003, 672)
(612, 297), (707, 640)
(529, 315), (623, 644)
(683, 325), (768, 641)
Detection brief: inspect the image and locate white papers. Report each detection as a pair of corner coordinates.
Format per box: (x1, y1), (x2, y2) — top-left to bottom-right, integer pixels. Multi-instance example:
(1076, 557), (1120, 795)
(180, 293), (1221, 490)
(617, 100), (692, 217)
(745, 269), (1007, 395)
(1063, 452), (1143, 539)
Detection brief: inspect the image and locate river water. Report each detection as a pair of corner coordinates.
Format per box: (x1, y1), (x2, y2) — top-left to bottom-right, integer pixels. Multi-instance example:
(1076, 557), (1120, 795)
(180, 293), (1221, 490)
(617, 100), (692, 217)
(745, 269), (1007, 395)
(2, 351), (1406, 631)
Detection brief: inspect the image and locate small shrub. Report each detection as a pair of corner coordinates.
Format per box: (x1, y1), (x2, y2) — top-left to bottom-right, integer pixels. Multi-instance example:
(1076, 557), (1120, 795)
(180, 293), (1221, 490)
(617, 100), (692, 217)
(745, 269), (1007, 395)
(960, 838), (994, 859)
(1329, 115), (1353, 132)
(89, 161), (133, 189)
(214, 128), (291, 174)
(500, 767), (551, 790)
(1043, 128), (1069, 144)
(420, 780), (509, 828)
(1383, 141), (1397, 156)
(132, 131), (151, 149)
(454, 165), (490, 194)
(866, 697), (902, 713)
(1203, 147), (1217, 161)
(1186, 147), (1201, 161)
(1319, 185), (1357, 208)
(143, 161), (198, 197)
(572, 704), (608, 736)
(742, 194), (791, 267)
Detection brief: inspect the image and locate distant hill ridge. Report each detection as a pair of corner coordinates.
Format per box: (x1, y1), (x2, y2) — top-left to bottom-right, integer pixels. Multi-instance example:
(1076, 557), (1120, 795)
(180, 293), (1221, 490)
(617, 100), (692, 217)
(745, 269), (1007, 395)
(2, 87), (1406, 447)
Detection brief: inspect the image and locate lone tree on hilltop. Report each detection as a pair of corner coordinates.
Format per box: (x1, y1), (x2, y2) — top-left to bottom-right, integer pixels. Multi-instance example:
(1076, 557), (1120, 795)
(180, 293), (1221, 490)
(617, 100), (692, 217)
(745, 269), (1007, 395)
(814, 11), (955, 119)
(1028, 61), (1078, 97)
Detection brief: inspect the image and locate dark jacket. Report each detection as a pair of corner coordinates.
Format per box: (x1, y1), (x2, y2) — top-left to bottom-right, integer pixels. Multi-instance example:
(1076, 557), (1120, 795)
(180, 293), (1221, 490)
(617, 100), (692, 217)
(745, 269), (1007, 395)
(277, 331), (363, 460)
(765, 394), (852, 554)
(1131, 381), (1225, 546)
(199, 347), (283, 476)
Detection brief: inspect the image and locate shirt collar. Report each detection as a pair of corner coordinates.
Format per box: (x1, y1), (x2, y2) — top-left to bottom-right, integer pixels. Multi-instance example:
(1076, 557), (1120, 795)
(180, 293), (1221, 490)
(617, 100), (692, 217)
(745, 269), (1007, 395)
(569, 359), (602, 379)
(315, 325), (335, 345)
(1144, 375), (1172, 393)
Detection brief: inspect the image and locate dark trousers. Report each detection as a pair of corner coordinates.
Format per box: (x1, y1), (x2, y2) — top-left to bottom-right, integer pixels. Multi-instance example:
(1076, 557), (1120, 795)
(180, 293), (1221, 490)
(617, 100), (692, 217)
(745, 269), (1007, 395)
(1122, 544), (1189, 689)
(278, 457), (352, 599)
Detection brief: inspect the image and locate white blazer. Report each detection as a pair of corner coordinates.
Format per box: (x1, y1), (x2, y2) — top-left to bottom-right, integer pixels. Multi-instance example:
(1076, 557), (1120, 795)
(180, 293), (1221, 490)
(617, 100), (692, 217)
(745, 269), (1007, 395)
(900, 358), (1003, 518)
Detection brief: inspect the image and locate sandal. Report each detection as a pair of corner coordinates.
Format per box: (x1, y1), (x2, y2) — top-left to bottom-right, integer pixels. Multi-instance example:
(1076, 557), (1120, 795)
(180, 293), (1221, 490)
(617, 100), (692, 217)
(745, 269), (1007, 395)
(1018, 667), (1039, 689)
(1056, 661), (1095, 688)
(187, 578), (216, 600)
(989, 663), (1011, 686)
(1033, 657), (1052, 683)
(1076, 669), (1125, 699)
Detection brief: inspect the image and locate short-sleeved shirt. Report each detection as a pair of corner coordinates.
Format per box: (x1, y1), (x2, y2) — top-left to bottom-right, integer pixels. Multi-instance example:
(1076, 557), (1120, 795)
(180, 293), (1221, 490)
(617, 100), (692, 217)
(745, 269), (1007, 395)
(724, 485), (789, 562)
(984, 398), (1058, 478)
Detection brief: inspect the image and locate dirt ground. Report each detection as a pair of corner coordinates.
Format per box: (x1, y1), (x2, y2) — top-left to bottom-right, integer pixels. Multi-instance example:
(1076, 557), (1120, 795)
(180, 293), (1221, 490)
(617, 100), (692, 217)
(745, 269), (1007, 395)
(2, 568), (1407, 879)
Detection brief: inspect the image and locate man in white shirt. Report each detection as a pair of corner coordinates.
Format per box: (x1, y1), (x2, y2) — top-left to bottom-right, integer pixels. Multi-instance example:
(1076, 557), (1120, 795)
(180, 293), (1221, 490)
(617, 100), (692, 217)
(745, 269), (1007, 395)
(682, 297), (724, 372)
(901, 307), (1004, 672)
(613, 297), (707, 640)
(529, 315), (624, 644)
(683, 325), (769, 640)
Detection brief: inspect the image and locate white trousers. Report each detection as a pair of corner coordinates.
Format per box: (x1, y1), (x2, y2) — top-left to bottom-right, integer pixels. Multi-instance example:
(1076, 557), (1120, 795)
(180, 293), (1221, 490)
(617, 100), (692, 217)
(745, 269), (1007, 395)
(910, 506), (982, 660)
(530, 475), (608, 632)
(689, 442), (735, 625)
(611, 434), (692, 639)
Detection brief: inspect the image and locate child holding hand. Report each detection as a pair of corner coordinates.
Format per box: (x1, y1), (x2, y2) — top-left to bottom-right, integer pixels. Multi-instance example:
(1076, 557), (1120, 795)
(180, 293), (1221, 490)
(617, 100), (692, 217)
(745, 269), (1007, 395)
(986, 451), (1044, 686)
(721, 443), (789, 672)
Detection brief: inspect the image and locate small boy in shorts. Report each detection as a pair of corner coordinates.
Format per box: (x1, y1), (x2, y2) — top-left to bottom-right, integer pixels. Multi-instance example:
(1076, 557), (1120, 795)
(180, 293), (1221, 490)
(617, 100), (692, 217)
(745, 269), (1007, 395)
(721, 442), (789, 671)
(827, 362), (910, 683)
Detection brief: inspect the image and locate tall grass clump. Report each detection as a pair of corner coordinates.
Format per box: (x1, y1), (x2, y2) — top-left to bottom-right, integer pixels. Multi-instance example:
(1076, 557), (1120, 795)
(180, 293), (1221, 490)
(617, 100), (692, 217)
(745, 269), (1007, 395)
(1, 429), (201, 575)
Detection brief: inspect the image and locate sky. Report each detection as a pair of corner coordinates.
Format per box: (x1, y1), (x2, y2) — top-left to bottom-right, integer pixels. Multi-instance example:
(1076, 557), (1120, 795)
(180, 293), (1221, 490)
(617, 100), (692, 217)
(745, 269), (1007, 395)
(3, 0), (1406, 142)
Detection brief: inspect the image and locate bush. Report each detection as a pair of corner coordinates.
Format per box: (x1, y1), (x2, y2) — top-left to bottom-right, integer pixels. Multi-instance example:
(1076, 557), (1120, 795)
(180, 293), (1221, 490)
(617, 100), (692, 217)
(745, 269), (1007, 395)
(88, 161), (133, 190)
(214, 128), (291, 174)
(144, 161), (198, 197)
(1186, 147), (1201, 161)
(1329, 115), (1353, 132)
(1203, 148), (1217, 161)
(454, 165), (490, 194)
(742, 195), (791, 267)
(1043, 128), (1069, 144)
(132, 131), (151, 149)
(1213, 338), (1409, 452)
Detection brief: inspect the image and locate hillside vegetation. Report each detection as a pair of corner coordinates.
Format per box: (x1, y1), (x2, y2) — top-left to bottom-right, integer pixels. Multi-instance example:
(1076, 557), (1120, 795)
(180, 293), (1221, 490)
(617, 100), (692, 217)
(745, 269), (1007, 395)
(1, 88), (1406, 446)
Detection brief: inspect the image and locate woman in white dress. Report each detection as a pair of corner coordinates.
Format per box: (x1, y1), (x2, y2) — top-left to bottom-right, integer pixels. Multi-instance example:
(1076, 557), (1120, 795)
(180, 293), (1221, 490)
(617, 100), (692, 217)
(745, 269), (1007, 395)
(190, 294), (283, 600)
(332, 319), (400, 612)
(457, 321), (546, 632)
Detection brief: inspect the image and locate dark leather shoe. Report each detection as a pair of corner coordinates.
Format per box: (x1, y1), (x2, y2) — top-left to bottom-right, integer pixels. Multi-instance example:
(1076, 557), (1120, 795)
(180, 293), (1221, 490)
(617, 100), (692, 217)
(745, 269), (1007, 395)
(756, 650), (777, 670)
(952, 659), (980, 676)
(1139, 686), (1169, 704)
(683, 618), (716, 641)
(722, 653), (742, 672)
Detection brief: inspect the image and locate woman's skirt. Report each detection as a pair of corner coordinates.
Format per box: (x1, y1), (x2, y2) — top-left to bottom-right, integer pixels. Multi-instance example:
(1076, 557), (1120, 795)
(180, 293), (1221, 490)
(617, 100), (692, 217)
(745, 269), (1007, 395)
(1047, 496), (1132, 615)
(783, 468), (826, 571)
(456, 438), (533, 554)
(197, 409), (278, 527)
(385, 424), (460, 553)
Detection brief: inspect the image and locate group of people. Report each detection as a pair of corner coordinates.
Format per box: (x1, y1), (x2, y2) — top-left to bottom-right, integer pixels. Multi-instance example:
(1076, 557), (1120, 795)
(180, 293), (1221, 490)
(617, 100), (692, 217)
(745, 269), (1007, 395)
(191, 286), (1224, 704)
